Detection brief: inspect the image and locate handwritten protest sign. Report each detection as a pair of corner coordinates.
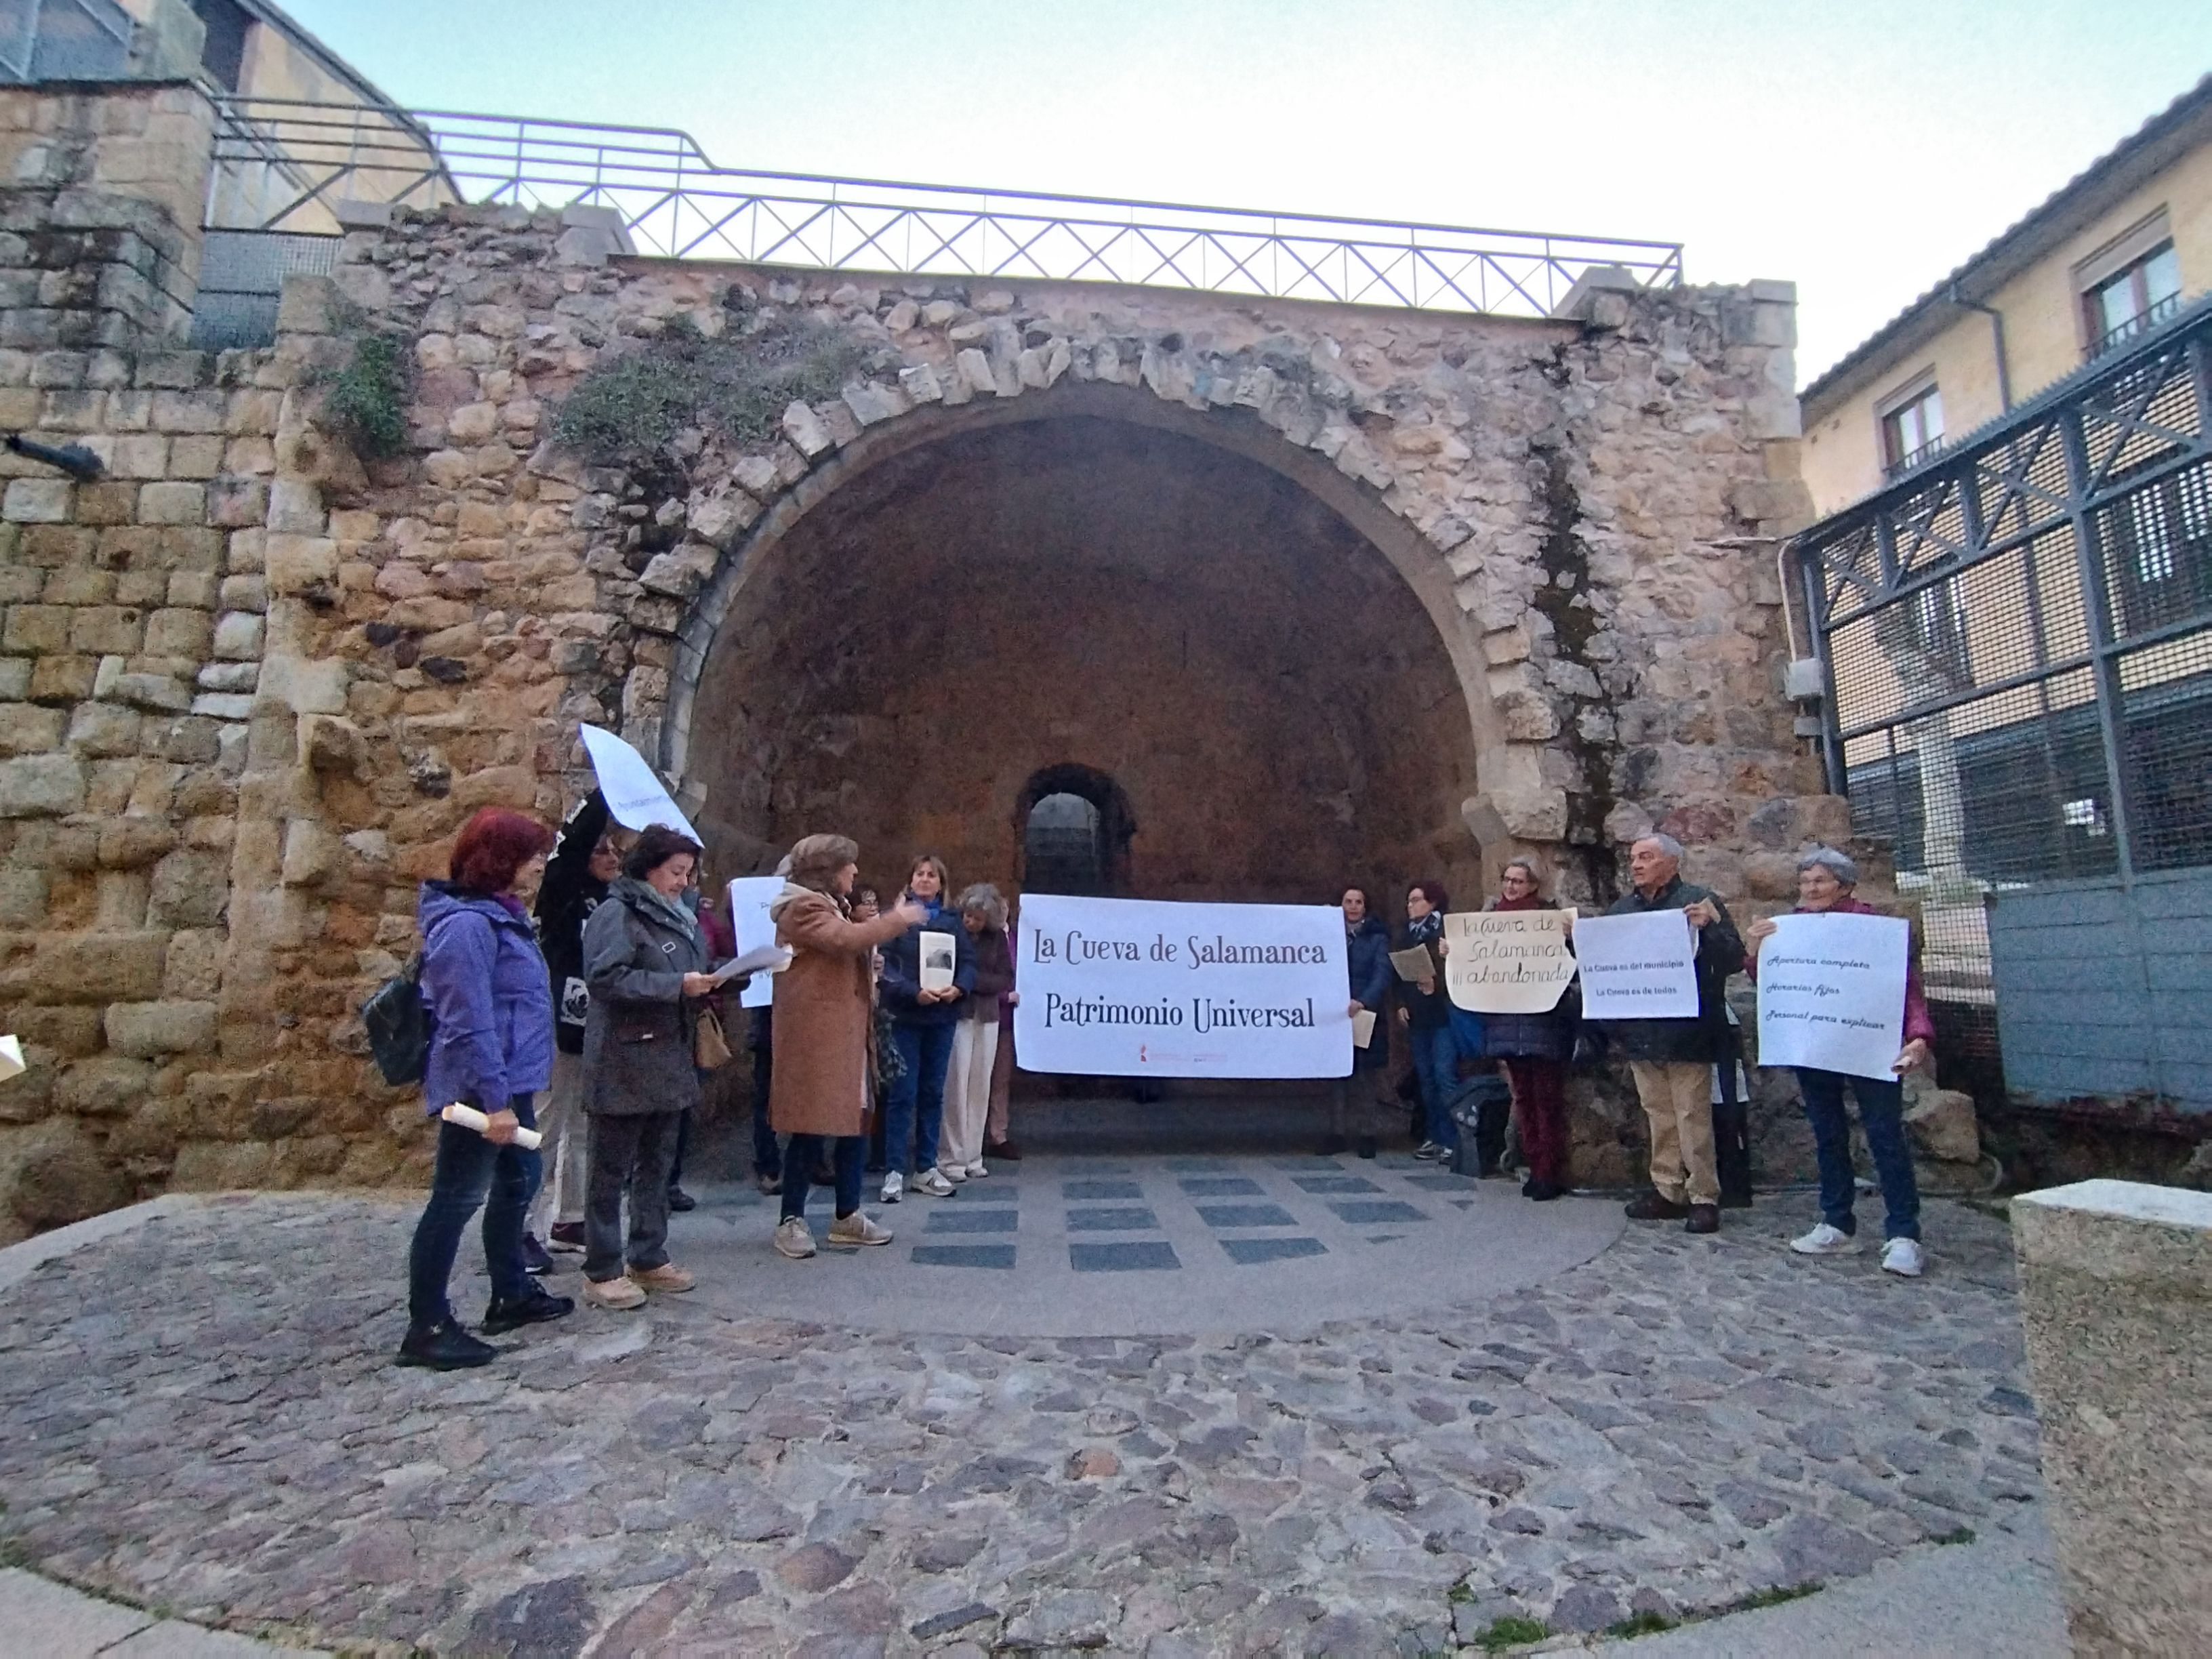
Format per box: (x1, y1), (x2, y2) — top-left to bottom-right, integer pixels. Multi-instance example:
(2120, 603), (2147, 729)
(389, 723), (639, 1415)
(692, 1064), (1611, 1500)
(1015, 895), (1350, 1078)
(1573, 910), (1698, 1019)
(578, 724), (701, 844)
(1443, 908), (1577, 1014)
(1756, 911), (1909, 1080)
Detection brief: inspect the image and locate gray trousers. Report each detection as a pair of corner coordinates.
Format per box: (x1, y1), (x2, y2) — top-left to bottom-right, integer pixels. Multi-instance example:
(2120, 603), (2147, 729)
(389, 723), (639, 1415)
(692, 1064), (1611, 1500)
(1329, 1067), (1396, 1139)
(526, 1049), (588, 1234)
(583, 1109), (681, 1283)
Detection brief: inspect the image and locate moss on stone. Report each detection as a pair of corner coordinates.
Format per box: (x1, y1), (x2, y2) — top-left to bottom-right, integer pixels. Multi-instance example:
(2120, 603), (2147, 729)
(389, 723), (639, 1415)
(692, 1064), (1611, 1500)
(552, 313), (899, 466)
(321, 331), (415, 462)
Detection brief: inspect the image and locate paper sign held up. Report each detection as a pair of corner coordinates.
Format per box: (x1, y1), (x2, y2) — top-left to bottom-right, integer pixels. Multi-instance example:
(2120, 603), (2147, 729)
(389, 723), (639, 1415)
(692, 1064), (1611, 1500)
(578, 724), (701, 844)
(1756, 911), (1910, 1081)
(1574, 910), (1699, 1020)
(1443, 908), (1577, 1014)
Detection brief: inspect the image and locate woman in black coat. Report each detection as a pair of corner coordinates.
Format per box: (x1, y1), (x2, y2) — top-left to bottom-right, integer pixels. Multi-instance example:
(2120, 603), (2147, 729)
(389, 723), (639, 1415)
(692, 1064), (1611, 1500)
(1482, 857), (1578, 1200)
(1326, 886), (1395, 1159)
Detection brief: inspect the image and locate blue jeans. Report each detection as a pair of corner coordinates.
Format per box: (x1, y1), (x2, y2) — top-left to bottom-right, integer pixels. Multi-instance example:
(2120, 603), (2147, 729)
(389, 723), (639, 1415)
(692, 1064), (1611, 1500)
(781, 1134), (865, 1223)
(1408, 1023), (1462, 1148)
(1795, 1067), (1921, 1241)
(407, 1094), (540, 1328)
(886, 1021), (955, 1174)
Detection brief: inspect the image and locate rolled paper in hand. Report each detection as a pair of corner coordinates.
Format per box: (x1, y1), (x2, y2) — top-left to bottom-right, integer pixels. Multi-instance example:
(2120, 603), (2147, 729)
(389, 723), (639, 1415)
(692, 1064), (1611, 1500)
(440, 1103), (544, 1150)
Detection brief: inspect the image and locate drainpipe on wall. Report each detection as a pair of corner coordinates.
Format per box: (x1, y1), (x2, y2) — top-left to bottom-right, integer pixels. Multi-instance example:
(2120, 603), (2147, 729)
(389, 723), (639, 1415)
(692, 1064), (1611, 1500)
(1951, 282), (2013, 413)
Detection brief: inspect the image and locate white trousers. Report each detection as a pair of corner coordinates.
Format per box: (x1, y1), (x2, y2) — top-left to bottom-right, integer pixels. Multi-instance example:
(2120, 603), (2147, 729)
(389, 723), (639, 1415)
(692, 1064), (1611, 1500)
(527, 1048), (589, 1233)
(941, 1018), (1000, 1171)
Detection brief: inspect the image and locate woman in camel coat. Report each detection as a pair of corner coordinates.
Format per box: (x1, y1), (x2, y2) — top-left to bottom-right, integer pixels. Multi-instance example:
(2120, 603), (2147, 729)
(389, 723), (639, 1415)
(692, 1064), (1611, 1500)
(767, 833), (924, 1258)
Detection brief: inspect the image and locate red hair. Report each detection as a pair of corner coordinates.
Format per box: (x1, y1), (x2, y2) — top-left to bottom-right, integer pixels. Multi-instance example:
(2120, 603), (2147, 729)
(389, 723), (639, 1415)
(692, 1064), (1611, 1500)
(450, 808), (552, 894)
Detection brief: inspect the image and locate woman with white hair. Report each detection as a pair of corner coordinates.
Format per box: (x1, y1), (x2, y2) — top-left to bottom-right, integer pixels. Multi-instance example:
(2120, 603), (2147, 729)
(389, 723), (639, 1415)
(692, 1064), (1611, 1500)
(939, 882), (1016, 1182)
(1746, 846), (1937, 1277)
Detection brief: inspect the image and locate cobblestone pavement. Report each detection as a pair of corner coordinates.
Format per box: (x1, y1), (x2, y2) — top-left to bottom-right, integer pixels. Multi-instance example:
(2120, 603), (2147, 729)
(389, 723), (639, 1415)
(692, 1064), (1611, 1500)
(0, 1184), (2043, 1656)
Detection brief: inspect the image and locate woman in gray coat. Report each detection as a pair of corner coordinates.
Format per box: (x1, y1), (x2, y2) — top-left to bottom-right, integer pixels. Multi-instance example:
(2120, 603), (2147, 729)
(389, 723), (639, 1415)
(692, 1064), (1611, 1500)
(579, 824), (718, 1311)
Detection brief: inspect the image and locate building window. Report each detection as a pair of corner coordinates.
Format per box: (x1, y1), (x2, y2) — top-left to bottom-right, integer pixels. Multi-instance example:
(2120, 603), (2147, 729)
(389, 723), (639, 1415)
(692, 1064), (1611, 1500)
(188, 0), (252, 93)
(2083, 240), (2181, 359)
(1880, 383), (1943, 478)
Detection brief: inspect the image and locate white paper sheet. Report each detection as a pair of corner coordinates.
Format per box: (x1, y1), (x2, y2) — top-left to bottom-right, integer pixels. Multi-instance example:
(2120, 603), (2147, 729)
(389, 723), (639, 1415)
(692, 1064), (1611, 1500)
(1756, 911), (1910, 1081)
(577, 724), (701, 844)
(918, 930), (957, 994)
(1574, 910), (1700, 1021)
(1443, 907), (1577, 1014)
(727, 876), (785, 1008)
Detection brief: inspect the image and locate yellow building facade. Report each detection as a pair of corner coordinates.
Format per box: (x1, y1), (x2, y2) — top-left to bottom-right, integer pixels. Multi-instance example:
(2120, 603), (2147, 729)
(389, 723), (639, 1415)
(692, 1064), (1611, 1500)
(1803, 77), (2212, 517)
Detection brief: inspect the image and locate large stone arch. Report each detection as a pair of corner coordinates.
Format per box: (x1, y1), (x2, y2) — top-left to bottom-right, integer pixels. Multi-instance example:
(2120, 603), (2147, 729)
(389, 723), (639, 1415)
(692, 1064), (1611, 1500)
(651, 377), (1509, 857)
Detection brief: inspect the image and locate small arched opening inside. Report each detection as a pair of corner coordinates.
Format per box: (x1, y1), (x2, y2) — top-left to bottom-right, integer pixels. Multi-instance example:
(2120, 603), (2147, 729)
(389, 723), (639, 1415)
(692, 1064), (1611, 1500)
(1016, 764), (1135, 897)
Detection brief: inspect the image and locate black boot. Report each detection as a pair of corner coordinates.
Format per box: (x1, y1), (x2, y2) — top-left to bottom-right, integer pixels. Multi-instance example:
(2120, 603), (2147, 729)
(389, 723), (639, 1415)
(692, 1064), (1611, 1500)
(482, 1287), (576, 1334)
(667, 1187), (697, 1213)
(1355, 1137), (1378, 1160)
(396, 1317), (497, 1370)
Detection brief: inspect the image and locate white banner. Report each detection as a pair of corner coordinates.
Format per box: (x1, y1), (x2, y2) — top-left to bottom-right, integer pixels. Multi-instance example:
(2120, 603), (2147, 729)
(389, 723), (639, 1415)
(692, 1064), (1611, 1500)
(727, 876), (785, 1008)
(1014, 895), (1351, 1078)
(578, 724), (701, 844)
(1756, 911), (1910, 1081)
(1444, 908), (1577, 1014)
(1574, 909), (1700, 1020)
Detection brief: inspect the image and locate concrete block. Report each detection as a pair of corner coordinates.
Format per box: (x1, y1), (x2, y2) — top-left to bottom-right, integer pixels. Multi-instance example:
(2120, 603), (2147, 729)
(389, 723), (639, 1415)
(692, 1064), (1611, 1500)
(2012, 1180), (2212, 1657)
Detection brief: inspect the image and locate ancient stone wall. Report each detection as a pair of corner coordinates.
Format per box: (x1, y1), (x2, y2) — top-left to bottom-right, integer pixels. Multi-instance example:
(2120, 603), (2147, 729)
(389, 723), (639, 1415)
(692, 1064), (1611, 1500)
(0, 151), (1846, 1234)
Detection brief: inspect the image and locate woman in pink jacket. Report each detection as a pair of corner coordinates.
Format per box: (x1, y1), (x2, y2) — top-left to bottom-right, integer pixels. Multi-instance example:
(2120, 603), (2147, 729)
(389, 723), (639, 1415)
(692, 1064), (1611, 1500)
(1746, 846), (1937, 1278)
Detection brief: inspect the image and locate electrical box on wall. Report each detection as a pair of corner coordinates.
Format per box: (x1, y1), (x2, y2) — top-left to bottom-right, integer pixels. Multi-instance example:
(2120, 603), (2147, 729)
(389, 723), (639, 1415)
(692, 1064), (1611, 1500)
(1783, 658), (1826, 700)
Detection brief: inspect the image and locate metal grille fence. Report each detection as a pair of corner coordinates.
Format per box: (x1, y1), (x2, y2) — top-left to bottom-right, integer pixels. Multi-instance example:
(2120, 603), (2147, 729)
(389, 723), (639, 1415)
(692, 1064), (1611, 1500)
(1796, 295), (2212, 1050)
(0, 0), (131, 84)
(205, 97), (1683, 317)
(188, 229), (338, 350)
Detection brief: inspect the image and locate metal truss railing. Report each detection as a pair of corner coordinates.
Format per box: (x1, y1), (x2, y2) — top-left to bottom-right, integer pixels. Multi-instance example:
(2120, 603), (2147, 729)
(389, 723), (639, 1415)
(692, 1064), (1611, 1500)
(205, 97), (1684, 317)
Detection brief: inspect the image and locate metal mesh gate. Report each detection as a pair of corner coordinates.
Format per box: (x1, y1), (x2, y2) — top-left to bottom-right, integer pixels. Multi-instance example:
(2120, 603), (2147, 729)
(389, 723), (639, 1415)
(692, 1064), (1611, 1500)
(1796, 297), (2212, 1056)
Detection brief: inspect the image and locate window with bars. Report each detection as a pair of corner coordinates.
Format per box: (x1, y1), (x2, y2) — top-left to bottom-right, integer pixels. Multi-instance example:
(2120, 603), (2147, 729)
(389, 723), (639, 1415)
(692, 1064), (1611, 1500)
(2084, 240), (2182, 359)
(1880, 382), (1944, 478)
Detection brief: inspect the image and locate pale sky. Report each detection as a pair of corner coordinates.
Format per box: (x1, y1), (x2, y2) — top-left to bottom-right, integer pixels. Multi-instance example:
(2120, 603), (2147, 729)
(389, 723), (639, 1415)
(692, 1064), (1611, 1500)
(277, 0), (2211, 385)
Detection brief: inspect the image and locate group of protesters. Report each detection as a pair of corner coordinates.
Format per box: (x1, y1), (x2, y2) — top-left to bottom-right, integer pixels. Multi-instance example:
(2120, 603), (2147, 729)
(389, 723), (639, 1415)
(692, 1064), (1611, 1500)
(394, 797), (1937, 1372)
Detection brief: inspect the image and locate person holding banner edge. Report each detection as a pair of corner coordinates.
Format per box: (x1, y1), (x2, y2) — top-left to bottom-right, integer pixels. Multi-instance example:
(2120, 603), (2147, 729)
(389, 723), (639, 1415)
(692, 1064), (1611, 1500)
(1326, 887), (1395, 1159)
(1599, 833), (1743, 1234)
(1745, 846), (1935, 1277)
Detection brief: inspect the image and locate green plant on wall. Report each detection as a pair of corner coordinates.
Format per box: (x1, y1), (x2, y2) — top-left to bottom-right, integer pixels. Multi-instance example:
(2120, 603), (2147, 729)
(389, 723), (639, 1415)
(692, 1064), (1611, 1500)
(552, 312), (899, 466)
(321, 331), (416, 462)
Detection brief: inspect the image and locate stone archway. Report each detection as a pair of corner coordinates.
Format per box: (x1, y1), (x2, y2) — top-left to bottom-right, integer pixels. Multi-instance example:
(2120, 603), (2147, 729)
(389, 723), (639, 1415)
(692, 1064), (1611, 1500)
(668, 392), (1492, 906)
(1016, 763), (1136, 897)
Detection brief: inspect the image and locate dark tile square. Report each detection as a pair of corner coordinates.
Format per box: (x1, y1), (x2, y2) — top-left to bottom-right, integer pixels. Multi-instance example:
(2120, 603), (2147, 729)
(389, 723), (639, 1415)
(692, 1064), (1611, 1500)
(912, 1245), (1016, 1269)
(1063, 1179), (1144, 1202)
(1066, 1206), (1159, 1231)
(1404, 1173), (1476, 1190)
(924, 1208), (1017, 1233)
(1195, 1203), (1298, 1229)
(1179, 1176), (1263, 1197)
(1269, 1156), (1336, 1170)
(1069, 1241), (1181, 1272)
(1166, 1158), (1232, 1172)
(956, 1184), (1019, 1204)
(1293, 1175), (1382, 1195)
(1328, 1200), (1429, 1224)
(1221, 1235), (1328, 1265)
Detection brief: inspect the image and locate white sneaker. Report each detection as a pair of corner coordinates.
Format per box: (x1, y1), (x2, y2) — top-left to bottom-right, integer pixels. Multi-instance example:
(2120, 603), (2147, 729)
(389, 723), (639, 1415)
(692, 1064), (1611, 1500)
(880, 1171), (903, 1204)
(1881, 1237), (1925, 1277)
(1790, 1222), (1859, 1256)
(773, 1218), (816, 1260)
(912, 1168), (956, 1198)
(939, 1163), (968, 1185)
(828, 1210), (893, 1246)
(965, 1161), (989, 1180)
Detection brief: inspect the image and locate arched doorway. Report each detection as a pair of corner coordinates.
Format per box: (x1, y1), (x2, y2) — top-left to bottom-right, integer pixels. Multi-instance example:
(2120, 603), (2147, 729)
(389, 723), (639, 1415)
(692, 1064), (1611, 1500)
(682, 411), (1486, 910)
(1017, 764), (1135, 897)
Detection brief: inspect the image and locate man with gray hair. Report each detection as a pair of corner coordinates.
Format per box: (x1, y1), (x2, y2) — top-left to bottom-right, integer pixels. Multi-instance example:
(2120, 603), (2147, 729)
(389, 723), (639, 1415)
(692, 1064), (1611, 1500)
(1597, 832), (1744, 1233)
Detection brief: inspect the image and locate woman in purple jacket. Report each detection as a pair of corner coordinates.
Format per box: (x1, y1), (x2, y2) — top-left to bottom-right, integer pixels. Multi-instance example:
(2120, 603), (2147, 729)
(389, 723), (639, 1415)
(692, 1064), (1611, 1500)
(399, 808), (575, 1370)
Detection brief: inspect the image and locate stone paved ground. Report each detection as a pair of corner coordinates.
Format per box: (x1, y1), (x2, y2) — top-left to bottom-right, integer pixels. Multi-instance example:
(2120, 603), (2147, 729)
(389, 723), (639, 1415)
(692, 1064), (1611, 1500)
(0, 1185), (2043, 1656)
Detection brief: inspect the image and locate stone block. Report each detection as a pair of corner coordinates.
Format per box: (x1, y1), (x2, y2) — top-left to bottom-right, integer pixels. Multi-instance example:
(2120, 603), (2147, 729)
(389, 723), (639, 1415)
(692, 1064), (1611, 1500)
(142, 605), (212, 657)
(0, 751), (85, 815)
(98, 815), (177, 868)
(68, 605), (143, 655)
(64, 700), (138, 756)
(136, 480), (206, 525)
(1902, 1085), (1979, 1164)
(2012, 1181), (2212, 1657)
(106, 671), (189, 713)
(5, 1123), (131, 1227)
(0, 866), (47, 925)
(26, 930), (168, 1002)
(780, 400), (832, 457)
(280, 818), (337, 886)
(148, 847), (226, 927)
(263, 532), (337, 596)
(1493, 784), (1569, 841)
(104, 999), (217, 1057)
(452, 764), (538, 811)
(211, 609), (262, 659)
(3, 477), (70, 522)
(0, 699), (63, 754)
(0, 657), (30, 699)
(255, 653), (346, 714)
(3, 603), (69, 654)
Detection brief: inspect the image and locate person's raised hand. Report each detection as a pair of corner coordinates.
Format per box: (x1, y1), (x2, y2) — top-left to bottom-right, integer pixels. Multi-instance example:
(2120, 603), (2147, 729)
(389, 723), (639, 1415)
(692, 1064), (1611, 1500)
(891, 898), (929, 928)
(1684, 899), (1717, 930)
(1892, 1038), (1931, 1076)
(1746, 916), (1778, 947)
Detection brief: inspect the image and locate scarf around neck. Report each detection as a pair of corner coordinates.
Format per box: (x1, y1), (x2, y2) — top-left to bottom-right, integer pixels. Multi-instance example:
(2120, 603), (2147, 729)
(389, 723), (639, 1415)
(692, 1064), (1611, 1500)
(618, 875), (698, 938)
